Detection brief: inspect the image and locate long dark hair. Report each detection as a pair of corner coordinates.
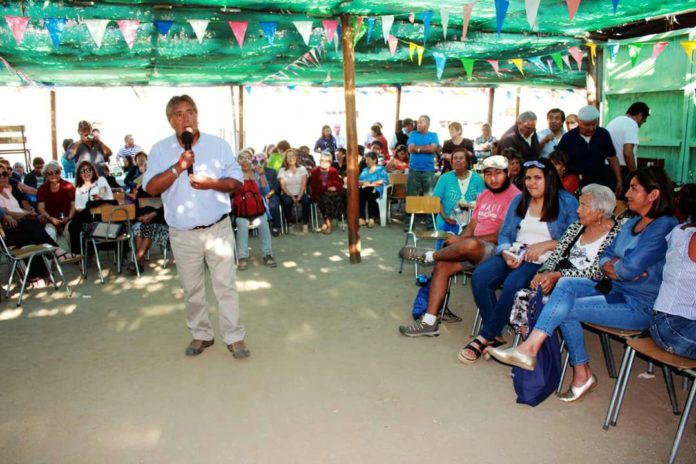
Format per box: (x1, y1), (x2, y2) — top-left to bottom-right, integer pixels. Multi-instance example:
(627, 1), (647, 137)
(515, 158), (562, 222)
(626, 167), (674, 218)
(75, 160), (99, 187)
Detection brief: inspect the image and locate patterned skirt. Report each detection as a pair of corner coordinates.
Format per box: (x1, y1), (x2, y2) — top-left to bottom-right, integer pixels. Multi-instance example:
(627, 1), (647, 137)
(318, 193), (344, 219)
(133, 222), (170, 248)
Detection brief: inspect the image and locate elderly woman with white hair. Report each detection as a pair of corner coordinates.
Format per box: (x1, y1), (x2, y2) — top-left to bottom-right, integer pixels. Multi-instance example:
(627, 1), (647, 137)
(508, 184), (622, 332)
(36, 160), (76, 241)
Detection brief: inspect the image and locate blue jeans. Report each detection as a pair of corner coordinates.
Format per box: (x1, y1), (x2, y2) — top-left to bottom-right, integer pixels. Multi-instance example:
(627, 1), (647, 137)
(650, 312), (696, 360)
(535, 278), (652, 365)
(234, 215), (273, 260)
(267, 195), (281, 231)
(281, 193), (311, 224)
(472, 255), (540, 341)
(406, 170), (435, 196)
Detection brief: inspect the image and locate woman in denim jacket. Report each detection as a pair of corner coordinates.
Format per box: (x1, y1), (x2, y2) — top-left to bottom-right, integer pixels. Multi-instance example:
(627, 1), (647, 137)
(461, 158), (578, 363)
(489, 167), (676, 402)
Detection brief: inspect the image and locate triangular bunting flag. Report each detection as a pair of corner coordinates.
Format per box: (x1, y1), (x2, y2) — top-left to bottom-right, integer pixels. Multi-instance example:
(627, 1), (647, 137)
(612, 0), (619, 13)
(260, 22), (277, 45)
(381, 15), (394, 43)
(45, 18), (67, 49)
(462, 2), (476, 41)
(587, 42), (597, 65)
(651, 41), (668, 60)
(422, 10), (433, 45)
(551, 52), (564, 70)
(353, 17), (366, 46)
(408, 42), (416, 62)
(486, 59), (501, 77)
(440, 9), (449, 41)
(566, 0), (581, 22)
(153, 20), (173, 37)
(117, 20), (139, 50)
(229, 21), (248, 48)
(293, 21), (313, 46)
(433, 52), (447, 80)
(322, 19), (338, 42)
(461, 58), (475, 81)
(5, 16), (29, 46)
(510, 58), (524, 75)
(387, 35), (398, 56)
(561, 54), (571, 70)
(366, 17), (375, 43)
(309, 49), (320, 66)
(546, 59), (554, 75)
(680, 41), (696, 63)
(409, 12), (415, 23)
(568, 46), (584, 70)
(525, 0), (540, 29)
(628, 43), (643, 67)
(305, 52), (316, 65)
(529, 56), (547, 72)
(188, 19), (209, 43)
(608, 43), (620, 61)
(416, 45), (425, 66)
(84, 19), (109, 48)
(495, 0), (510, 36)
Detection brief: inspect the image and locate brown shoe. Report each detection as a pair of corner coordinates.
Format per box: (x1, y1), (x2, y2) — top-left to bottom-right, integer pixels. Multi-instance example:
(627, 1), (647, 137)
(227, 340), (250, 359)
(185, 339), (214, 356)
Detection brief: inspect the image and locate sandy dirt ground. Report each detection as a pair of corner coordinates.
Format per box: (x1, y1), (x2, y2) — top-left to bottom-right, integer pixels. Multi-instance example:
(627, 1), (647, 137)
(0, 225), (694, 464)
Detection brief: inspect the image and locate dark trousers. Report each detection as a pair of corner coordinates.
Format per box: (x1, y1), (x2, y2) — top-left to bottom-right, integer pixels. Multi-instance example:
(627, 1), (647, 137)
(359, 187), (380, 220)
(281, 193), (311, 224)
(4, 218), (58, 248)
(267, 195), (281, 231)
(68, 208), (94, 253)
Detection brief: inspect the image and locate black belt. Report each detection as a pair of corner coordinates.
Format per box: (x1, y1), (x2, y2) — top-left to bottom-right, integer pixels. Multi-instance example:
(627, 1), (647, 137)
(191, 213), (228, 230)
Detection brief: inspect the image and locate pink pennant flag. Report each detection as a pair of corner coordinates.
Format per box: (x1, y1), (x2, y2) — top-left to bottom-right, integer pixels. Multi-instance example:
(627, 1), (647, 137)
(387, 35), (398, 56)
(408, 12), (415, 23)
(651, 41), (668, 59)
(305, 52), (316, 65)
(486, 59), (501, 77)
(117, 20), (139, 50)
(309, 49), (319, 66)
(568, 46), (584, 70)
(566, 0), (581, 22)
(228, 21), (248, 48)
(322, 19), (338, 42)
(5, 16), (29, 46)
(562, 54), (571, 69)
(462, 2), (476, 41)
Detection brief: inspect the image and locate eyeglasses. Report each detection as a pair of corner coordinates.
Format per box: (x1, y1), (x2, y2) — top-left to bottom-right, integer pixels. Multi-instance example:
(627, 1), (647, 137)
(0, 172), (8, 177)
(79, 168), (93, 174)
(46, 170), (59, 176)
(522, 160), (545, 170)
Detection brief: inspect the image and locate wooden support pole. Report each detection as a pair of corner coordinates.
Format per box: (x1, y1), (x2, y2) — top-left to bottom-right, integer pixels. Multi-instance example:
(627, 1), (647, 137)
(515, 87), (521, 119)
(50, 89), (57, 161)
(395, 85), (402, 130)
(238, 84), (245, 149)
(341, 13), (361, 264)
(487, 88), (495, 126)
(586, 47), (603, 110)
(229, 85), (239, 150)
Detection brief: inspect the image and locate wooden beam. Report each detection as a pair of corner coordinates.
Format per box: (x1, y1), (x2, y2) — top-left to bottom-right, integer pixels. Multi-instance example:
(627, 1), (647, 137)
(341, 13), (361, 264)
(487, 88), (495, 126)
(50, 89), (57, 161)
(238, 84), (245, 149)
(395, 85), (402, 130)
(586, 47), (603, 109)
(229, 85), (238, 150)
(514, 87), (521, 119)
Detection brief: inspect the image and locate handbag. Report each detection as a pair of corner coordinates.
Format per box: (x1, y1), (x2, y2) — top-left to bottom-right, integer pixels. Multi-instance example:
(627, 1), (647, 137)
(512, 286), (562, 406)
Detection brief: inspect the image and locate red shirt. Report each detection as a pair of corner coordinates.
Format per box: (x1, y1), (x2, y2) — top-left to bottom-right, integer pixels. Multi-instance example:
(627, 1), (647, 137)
(561, 173), (580, 195)
(308, 167), (343, 201)
(37, 179), (75, 218)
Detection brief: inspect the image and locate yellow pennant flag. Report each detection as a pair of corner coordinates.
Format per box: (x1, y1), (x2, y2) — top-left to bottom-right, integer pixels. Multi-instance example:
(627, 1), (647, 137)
(510, 58), (524, 75)
(680, 41), (696, 63)
(416, 45), (425, 66)
(587, 42), (597, 65)
(408, 42), (416, 62)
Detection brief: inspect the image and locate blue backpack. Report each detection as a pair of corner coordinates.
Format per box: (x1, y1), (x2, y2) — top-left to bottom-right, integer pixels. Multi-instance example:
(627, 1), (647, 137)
(512, 286), (562, 407)
(411, 276), (431, 320)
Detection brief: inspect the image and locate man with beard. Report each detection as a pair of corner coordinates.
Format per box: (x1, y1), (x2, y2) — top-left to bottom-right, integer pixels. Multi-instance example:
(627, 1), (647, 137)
(398, 155), (521, 337)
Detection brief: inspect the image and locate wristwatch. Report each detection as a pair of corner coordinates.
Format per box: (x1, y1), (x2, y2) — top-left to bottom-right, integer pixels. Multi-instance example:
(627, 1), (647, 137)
(169, 164), (178, 176)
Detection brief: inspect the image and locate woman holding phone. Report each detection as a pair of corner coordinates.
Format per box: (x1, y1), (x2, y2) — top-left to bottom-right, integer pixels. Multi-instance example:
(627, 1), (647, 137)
(67, 160), (114, 254)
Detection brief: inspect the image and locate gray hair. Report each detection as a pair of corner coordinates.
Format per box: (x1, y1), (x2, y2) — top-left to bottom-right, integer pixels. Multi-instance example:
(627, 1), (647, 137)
(517, 111), (537, 123)
(320, 151), (333, 161)
(42, 160), (63, 177)
(581, 184), (616, 218)
(12, 162), (24, 171)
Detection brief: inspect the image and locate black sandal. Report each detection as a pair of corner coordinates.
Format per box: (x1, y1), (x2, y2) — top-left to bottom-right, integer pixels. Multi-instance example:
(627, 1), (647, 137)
(458, 338), (487, 364)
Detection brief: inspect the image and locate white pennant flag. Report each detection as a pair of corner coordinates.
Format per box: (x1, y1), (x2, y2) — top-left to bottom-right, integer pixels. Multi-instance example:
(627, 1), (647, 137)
(293, 20), (313, 46)
(188, 19), (209, 43)
(84, 19), (110, 48)
(381, 15), (394, 43)
(440, 9), (450, 40)
(525, 0), (541, 30)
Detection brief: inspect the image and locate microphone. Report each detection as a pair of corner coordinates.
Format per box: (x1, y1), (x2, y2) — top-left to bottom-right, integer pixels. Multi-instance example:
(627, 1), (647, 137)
(181, 129), (194, 174)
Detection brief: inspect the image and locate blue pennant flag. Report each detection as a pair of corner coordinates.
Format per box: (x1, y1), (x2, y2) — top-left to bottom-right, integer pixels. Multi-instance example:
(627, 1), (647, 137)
(366, 17), (375, 44)
(608, 43), (620, 61)
(260, 22), (278, 45)
(528, 57), (547, 73)
(153, 20), (174, 36)
(422, 10), (433, 45)
(495, 0), (510, 36)
(45, 18), (67, 49)
(612, 0), (619, 13)
(433, 52), (447, 80)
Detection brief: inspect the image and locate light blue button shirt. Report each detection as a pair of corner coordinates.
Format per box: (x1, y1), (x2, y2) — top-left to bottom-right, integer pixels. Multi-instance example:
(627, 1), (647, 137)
(537, 128), (565, 158)
(143, 133), (242, 230)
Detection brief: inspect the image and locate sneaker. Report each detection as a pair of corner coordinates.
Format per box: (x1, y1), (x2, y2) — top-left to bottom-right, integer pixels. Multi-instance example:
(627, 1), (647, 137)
(238, 258), (248, 271)
(440, 307), (462, 323)
(271, 228), (280, 237)
(399, 319), (440, 337)
(398, 246), (434, 266)
(262, 255), (277, 268)
(302, 224), (309, 234)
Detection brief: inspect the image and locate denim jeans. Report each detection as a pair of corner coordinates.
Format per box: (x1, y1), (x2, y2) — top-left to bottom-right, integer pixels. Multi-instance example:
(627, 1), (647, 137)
(234, 215), (273, 260)
(406, 170), (435, 196)
(281, 193), (311, 224)
(267, 195), (281, 231)
(650, 312), (696, 360)
(535, 277), (652, 365)
(472, 255), (540, 341)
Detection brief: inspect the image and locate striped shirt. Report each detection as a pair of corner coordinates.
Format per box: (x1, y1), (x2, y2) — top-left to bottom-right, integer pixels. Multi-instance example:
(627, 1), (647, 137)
(116, 145), (143, 161)
(654, 225), (696, 320)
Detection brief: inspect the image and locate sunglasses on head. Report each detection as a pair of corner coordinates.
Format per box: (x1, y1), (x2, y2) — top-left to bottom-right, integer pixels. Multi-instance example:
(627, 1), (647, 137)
(523, 160), (545, 170)
(0, 171), (8, 177)
(79, 168), (93, 174)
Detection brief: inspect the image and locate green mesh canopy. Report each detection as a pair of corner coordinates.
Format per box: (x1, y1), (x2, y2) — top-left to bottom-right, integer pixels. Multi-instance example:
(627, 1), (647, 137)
(0, 0), (693, 87)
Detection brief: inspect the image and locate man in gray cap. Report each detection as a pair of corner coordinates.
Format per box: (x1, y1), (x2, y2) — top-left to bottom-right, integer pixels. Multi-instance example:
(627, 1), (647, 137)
(557, 105), (622, 195)
(498, 111), (540, 161)
(398, 155), (521, 337)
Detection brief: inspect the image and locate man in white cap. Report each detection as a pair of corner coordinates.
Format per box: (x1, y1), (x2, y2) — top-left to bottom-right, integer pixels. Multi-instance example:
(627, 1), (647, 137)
(557, 105), (622, 195)
(398, 155), (521, 337)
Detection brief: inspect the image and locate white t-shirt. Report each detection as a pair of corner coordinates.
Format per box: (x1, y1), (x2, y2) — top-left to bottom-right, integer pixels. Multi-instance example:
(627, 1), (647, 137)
(279, 166), (308, 196)
(568, 231), (610, 270)
(606, 115), (639, 167)
(75, 177), (113, 211)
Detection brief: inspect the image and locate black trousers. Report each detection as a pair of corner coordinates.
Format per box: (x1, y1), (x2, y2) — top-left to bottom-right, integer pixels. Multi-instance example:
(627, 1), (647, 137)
(359, 187), (380, 220)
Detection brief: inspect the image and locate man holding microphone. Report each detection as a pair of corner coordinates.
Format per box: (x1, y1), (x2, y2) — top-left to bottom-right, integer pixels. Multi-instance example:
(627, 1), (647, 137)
(144, 95), (250, 359)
